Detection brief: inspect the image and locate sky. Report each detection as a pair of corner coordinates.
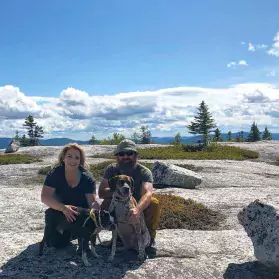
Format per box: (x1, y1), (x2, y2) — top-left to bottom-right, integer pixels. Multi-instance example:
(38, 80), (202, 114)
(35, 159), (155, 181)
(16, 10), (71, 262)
(0, 0), (279, 140)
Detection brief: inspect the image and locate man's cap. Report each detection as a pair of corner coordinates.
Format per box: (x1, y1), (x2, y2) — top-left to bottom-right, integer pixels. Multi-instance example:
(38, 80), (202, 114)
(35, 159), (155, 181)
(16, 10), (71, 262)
(114, 139), (137, 155)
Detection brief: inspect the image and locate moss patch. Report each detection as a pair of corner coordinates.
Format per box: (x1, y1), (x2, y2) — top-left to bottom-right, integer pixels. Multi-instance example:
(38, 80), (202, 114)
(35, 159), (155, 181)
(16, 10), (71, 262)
(0, 154), (41, 165)
(155, 193), (224, 230)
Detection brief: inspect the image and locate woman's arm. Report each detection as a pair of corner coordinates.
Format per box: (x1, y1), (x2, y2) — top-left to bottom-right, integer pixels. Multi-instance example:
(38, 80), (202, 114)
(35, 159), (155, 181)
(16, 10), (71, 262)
(41, 185), (78, 222)
(41, 185), (65, 211)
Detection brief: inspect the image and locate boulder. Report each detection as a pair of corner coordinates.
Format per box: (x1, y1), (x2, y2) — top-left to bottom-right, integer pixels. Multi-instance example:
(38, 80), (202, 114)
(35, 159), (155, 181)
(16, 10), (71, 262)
(152, 161), (202, 189)
(5, 140), (20, 153)
(238, 199), (279, 269)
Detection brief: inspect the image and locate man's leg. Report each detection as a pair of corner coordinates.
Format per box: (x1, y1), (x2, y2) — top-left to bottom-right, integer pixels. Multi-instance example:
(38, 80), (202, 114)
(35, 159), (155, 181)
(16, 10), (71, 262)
(143, 197), (161, 242)
(45, 208), (71, 249)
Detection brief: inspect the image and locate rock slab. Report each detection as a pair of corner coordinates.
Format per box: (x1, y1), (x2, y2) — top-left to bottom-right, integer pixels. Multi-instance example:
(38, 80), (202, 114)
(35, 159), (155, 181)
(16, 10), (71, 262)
(152, 161), (202, 189)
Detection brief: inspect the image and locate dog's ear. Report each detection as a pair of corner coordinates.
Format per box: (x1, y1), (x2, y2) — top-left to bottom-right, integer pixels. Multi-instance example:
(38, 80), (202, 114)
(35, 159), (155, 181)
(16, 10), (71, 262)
(108, 176), (118, 192)
(129, 177), (134, 193)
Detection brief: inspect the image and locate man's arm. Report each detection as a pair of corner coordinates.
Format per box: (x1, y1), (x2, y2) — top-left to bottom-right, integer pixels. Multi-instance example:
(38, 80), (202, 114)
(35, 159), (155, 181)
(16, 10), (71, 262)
(98, 178), (113, 199)
(129, 182), (153, 223)
(137, 182), (153, 212)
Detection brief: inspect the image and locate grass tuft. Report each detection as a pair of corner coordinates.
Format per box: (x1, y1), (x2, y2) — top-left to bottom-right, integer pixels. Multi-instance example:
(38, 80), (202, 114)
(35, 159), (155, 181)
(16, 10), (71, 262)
(0, 154), (41, 165)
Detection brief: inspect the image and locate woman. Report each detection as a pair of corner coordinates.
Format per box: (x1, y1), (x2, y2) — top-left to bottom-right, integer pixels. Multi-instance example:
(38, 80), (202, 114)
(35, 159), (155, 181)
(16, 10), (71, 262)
(41, 143), (97, 248)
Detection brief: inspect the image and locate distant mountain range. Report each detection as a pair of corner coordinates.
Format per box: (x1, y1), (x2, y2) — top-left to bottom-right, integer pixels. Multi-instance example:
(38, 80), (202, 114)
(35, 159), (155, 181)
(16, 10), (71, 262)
(0, 132), (278, 149)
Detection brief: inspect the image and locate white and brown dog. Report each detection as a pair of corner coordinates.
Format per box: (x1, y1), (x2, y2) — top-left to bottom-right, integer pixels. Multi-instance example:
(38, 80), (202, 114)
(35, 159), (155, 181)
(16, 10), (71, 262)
(108, 175), (150, 261)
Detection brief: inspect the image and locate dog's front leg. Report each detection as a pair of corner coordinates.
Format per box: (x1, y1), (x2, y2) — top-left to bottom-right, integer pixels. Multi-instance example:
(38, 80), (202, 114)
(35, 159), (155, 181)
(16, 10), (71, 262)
(81, 237), (91, 267)
(135, 224), (146, 261)
(108, 228), (118, 262)
(90, 234), (100, 258)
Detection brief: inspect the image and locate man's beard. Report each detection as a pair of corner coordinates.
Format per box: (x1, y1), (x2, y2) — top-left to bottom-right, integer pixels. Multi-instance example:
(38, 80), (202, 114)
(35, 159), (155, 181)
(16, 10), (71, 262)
(117, 158), (136, 175)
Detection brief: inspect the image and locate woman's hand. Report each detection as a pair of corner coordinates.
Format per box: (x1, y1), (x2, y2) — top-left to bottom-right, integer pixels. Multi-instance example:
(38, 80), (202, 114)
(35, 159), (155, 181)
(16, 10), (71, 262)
(62, 205), (79, 222)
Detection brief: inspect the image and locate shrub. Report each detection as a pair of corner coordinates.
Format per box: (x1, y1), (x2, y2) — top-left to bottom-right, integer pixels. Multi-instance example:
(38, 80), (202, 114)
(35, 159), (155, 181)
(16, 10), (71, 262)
(89, 160), (115, 180)
(38, 166), (52, 175)
(182, 143), (205, 152)
(154, 193), (224, 230)
(91, 145), (259, 161)
(0, 154), (41, 165)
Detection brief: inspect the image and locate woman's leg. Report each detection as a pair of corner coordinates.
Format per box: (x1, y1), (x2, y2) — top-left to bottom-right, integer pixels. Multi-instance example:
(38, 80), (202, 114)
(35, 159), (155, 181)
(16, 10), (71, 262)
(44, 208), (71, 248)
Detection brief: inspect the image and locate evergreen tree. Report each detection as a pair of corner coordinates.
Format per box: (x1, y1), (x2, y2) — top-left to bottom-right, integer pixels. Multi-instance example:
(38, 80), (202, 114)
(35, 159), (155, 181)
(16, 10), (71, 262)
(247, 122), (261, 142)
(262, 126), (272, 140)
(173, 132), (181, 145)
(240, 130), (245, 142)
(139, 125), (152, 144)
(227, 131), (232, 141)
(89, 135), (96, 145)
(130, 131), (140, 144)
(213, 128), (222, 142)
(187, 100), (216, 145)
(34, 125), (44, 145)
(14, 130), (20, 141)
(23, 115), (37, 145)
(20, 134), (29, 147)
(23, 115), (44, 146)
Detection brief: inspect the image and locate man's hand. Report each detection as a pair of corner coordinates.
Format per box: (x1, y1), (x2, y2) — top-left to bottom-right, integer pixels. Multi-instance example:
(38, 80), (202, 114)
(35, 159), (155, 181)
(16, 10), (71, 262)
(62, 205), (79, 222)
(129, 207), (140, 224)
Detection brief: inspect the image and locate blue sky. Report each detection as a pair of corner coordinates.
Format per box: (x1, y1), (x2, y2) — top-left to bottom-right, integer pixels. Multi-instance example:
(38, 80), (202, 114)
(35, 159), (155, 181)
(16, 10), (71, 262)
(0, 0), (279, 140)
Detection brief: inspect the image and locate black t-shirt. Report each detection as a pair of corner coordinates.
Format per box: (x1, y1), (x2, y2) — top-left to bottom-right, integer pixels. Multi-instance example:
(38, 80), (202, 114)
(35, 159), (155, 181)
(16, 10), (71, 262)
(44, 165), (96, 208)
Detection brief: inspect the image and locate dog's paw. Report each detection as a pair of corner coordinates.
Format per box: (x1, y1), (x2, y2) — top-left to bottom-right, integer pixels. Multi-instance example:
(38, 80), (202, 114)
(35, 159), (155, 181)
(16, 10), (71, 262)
(137, 253), (147, 262)
(91, 251), (101, 258)
(108, 255), (114, 262)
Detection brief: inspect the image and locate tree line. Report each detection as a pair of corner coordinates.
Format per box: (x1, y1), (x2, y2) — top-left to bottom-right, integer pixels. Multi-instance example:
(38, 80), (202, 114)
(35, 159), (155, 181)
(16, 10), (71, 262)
(14, 101), (273, 147)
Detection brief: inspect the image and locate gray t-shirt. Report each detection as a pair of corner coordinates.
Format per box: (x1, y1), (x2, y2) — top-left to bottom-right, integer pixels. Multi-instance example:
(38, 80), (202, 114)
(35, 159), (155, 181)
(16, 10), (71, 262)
(103, 163), (153, 202)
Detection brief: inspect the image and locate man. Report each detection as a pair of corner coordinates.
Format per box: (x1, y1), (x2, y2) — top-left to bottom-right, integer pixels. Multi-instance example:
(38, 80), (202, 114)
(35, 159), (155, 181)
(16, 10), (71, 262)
(99, 139), (160, 254)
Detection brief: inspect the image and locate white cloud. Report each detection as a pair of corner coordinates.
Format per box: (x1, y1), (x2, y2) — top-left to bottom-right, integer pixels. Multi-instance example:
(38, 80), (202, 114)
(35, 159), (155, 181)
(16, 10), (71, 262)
(1, 83), (279, 139)
(267, 32), (279, 57)
(248, 42), (268, 52)
(248, 43), (255, 52)
(266, 71), (276, 77)
(227, 60), (248, 68)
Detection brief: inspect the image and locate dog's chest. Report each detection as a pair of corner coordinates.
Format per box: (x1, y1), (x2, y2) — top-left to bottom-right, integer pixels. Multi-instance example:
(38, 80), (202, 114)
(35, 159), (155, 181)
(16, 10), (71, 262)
(113, 199), (134, 221)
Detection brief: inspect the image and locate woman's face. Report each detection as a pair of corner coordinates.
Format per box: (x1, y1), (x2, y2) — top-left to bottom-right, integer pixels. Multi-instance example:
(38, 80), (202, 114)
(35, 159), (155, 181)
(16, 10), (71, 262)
(64, 148), (81, 170)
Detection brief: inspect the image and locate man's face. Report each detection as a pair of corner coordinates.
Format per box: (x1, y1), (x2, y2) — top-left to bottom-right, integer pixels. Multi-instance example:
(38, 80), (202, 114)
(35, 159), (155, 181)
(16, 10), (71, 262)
(116, 150), (137, 170)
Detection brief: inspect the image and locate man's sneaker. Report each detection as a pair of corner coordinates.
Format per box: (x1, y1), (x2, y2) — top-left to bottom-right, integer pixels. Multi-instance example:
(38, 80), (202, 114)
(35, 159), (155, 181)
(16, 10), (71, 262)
(145, 239), (157, 257)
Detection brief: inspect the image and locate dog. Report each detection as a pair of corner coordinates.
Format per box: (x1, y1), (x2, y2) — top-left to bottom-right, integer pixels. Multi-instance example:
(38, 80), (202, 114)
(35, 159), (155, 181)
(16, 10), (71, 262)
(39, 208), (116, 266)
(108, 175), (150, 262)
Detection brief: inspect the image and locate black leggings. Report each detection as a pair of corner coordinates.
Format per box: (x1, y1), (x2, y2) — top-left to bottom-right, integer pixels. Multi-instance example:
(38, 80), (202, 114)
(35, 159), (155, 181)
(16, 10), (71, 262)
(44, 208), (72, 248)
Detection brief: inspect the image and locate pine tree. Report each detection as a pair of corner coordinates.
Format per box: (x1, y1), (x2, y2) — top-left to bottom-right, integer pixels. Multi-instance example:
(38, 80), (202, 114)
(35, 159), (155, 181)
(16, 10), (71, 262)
(139, 125), (151, 144)
(173, 132), (181, 145)
(227, 131), (232, 141)
(262, 126), (272, 140)
(89, 135), (96, 145)
(20, 134), (29, 147)
(187, 100), (216, 145)
(247, 122), (261, 142)
(213, 128), (222, 142)
(34, 125), (44, 145)
(23, 115), (37, 145)
(14, 130), (20, 142)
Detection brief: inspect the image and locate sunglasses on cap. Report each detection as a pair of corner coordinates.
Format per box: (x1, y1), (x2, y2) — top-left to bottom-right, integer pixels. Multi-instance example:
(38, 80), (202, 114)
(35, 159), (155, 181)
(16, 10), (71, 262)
(117, 151), (136, 156)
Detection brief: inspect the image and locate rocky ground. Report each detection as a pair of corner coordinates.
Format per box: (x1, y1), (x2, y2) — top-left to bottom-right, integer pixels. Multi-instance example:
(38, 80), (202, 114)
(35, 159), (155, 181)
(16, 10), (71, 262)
(0, 141), (279, 278)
